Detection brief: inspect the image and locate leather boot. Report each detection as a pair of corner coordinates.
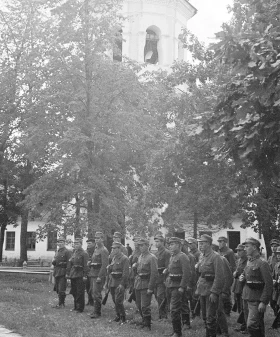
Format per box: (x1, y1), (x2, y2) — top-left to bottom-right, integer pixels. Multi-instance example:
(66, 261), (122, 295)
(182, 314), (191, 330)
(120, 315), (126, 324)
(140, 316), (151, 331)
(113, 314), (120, 322)
(172, 319), (182, 337)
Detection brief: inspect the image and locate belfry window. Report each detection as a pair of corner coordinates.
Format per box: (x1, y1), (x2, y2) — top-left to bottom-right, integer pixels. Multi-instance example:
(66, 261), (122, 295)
(144, 29), (159, 64)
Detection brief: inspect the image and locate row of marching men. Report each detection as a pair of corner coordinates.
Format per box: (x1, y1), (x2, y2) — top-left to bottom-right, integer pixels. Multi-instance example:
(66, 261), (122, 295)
(51, 231), (276, 337)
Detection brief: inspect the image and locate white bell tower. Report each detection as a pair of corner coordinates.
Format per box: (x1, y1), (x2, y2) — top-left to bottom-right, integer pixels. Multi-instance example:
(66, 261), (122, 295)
(121, 0), (197, 66)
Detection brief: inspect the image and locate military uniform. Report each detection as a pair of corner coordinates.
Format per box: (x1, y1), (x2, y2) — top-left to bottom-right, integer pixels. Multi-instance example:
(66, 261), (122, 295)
(268, 239), (280, 315)
(52, 244), (72, 307)
(69, 243), (89, 312)
(166, 237), (191, 337)
(241, 238), (273, 337)
(155, 236), (171, 319)
(134, 238), (158, 330)
(86, 239), (95, 306)
(181, 243), (196, 329)
(272, 251), (280, 324)
(196, 235), (225, 337)
(232, 244), (247, 332)
(88, 237), (109, 317)
(108, 243), (130, 323)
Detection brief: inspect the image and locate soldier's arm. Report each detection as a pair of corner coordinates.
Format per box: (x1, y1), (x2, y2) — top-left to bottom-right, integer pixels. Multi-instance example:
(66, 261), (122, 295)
(260, 260), (273, 305)
(227, 250), (236, 272)
(211, 254), (225, 295)
(66, 250), (72, 275)
(165, 250), (171, 268)
(120, 257), (130, 288)
(83, 251), (89, 277)
(180, 254), (191, 289)
(148, 256), (158, 291)
(98, 249), (109, 279)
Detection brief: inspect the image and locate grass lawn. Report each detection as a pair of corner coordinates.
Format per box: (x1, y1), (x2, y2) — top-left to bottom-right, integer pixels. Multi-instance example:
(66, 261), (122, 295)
(0, 273), (279, 337)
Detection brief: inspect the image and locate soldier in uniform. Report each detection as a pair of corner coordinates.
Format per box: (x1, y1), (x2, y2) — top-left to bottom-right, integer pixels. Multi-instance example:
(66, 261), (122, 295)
(86, 236), (95, 306)
(239, 237), (273, 337)
(154, 233), (171, 320)
(164, 237), (191, 337)
(268, 239), (280, 315)
(108, 242), (130, 323)
(68, 236), (89, 313)
(88, 231), (109, 318)
(112, 231), (128, 256)
(232, 244), (247, 333)
(217, 236), (235, 316)
(134, 237), (158, 331)
(128, 236), (141, 304)
(196, 234), (225, 337)
(272, 246), (280, 327)
(187, 237), (201, 263)
(52, 236), (72, 308)
(181, 239), (196, 329)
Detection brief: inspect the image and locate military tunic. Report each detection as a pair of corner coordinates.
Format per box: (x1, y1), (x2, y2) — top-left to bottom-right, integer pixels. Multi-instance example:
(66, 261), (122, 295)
(166, 252), (191, 336)
(89, 244), (109, 316)
(218, 246), (236, 272)
(155, 246), (171, 319)
(109, 253), (129, 317)
(134, 251), (158, 319)
(52, 247), (72, 305)
(69, 248), (89, 312)
(196, 250), (225, 337)
(86, 246), (95, 305)
(241, 254), (273, 337)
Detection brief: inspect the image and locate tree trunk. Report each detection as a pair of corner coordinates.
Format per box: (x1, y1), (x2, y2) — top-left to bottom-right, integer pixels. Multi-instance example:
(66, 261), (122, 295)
(87, 192), (100, 235)
(75, 195), (81, 237)
(19, 208), (29, 266)
(261, 222), (272, 259)
(0, 225), (6, 262)
(193, 210), (198, 239)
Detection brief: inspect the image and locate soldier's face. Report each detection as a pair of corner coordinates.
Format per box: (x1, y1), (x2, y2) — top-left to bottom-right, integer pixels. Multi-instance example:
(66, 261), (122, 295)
(244, 243), (255, 256)
(199, 241), (210, 252)
(74, 242), (82, 250)
(111, 247), (120, 256)
(169, 242), (180, 253)
(113, 237), (121, 243)
(271, 244), (278, 252)
(155, 239), (163, 249)
(87, 242), (94, 249)
(57, 241), (65, 249)
(237, 249), (245, 258)
(139, 243), (148, 253)
(218, 240), (226, 249)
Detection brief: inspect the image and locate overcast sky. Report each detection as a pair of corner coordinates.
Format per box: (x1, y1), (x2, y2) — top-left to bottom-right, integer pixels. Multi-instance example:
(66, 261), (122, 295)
(187, 0), (233, 44)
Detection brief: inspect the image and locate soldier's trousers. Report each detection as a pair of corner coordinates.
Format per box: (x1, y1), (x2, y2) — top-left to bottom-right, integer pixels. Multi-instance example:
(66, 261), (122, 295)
(70, 277), (85, 312)
(243, 300), (264, 337)
(86, 276), (93, 305)
(111, 286), (125, 317)
(200, 295), (219, 337)
(217, 295), (228, 334)
(135, 289), (152, 318)
(181, 290), (191, 325)
(90, 277), (105, 315)
(155, 283), (168, 318)
(235, 293), (246, 330)
(167, 288), (183, 335)
(55, 275), (67, 300)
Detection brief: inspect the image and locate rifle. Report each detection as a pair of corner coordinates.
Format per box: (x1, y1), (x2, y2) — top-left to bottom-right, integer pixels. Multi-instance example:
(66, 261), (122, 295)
(272, 309), (280, 329)
(102, 288), (110, 305)
(127, 289), (136, 303)
(159, 297), (167, 311)
(193, 298), (201, 317)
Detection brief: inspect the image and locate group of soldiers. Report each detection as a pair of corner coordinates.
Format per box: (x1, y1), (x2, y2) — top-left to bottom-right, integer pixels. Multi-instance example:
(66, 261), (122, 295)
(52, 231), (280, 337)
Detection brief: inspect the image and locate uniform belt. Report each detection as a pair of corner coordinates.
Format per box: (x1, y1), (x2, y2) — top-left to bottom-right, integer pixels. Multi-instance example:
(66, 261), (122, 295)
(169, 274), (182, 281)
(73, 265), (83, 270)
(246, 281), (264, 290)
(201, 273), (215, 281)
(90, 263), (102, 269)
(139, 273), (150, 280)
(111, 272), (122, 279)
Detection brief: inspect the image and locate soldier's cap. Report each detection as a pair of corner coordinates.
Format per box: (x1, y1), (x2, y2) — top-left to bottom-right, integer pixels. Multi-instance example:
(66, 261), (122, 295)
(111, 242), (122, 249)
(270, 239), (280, 246)
(197, 234), (213, 244)
(94, 231), (104, 239)
(154, 234), (165, 241)
(187, 237), (197, 244)
(276, 246), (280, 253)
(137, 238), (149, 245)
(169, 237), (183, 244)
(113, 231), (122, 238)
(57, 236), (66, 242)
(243, 237), (261, 249)
(86, 236), (95, 243)
(74, 236), (83, 243)
(211, 243), (219, 251)
(217, 236), (228, 243)
(236, 244), (245, 251)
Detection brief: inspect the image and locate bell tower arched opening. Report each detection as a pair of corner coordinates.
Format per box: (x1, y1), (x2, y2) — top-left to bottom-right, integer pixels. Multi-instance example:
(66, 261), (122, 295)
(144, 26), (161, 65)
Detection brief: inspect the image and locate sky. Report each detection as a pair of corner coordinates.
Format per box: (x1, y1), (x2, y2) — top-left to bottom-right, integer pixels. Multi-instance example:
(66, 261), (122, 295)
(187, 0), (234, 44)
